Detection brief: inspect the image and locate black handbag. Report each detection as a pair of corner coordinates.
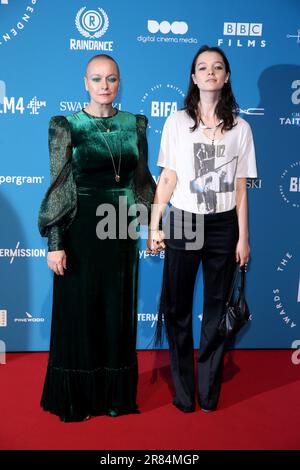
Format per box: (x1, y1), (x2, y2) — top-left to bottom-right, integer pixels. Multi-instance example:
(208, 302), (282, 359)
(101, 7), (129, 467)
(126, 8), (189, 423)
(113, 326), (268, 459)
(218, 264), (250, 338)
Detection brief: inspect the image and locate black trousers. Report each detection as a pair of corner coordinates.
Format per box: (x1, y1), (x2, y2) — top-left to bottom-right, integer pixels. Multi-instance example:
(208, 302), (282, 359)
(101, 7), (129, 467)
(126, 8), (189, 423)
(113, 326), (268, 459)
(160, 208), (239, 411)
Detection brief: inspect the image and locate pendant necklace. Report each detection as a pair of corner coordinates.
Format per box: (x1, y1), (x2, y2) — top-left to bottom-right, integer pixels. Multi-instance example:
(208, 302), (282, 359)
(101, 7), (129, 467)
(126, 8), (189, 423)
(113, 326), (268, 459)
(91, 116), (122, 183)
(199, 118), (223, 158)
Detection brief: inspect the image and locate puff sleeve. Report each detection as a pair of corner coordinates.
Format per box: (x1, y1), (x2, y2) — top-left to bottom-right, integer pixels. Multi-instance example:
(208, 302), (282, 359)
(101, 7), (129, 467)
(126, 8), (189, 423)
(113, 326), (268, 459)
(38, 116), (77, 251)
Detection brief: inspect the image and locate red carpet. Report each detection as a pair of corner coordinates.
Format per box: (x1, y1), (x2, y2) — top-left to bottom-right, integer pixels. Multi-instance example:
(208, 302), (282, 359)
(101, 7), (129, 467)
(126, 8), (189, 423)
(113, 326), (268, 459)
(0, 350), (299, 450)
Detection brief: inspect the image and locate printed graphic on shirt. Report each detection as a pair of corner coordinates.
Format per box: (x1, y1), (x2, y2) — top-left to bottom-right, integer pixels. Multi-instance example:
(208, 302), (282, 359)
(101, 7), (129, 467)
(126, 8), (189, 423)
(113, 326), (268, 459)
(190, 142), (238, 213)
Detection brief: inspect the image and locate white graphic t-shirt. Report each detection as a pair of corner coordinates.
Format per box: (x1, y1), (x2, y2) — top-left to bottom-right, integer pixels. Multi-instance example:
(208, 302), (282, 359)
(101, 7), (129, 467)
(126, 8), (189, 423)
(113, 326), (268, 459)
(157, 110), (257, 214)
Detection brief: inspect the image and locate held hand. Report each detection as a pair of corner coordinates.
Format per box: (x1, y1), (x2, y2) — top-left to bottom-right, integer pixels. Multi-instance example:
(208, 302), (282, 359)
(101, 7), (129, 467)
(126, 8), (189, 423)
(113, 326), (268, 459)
(235, 239), (250, 267)
(47, 250), (67, 276)
(146, 230), (166, 254)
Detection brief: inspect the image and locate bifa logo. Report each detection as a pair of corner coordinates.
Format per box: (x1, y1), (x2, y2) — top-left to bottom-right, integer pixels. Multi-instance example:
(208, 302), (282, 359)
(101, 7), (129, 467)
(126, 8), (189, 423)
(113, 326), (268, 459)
(151, 101), (177, 117)
(279, 161), (300, 208)
(148, 20), (188, 35)
(223, 23), (262, 36)
(289, 177), (300, 192)
(140, 83), (185, 134)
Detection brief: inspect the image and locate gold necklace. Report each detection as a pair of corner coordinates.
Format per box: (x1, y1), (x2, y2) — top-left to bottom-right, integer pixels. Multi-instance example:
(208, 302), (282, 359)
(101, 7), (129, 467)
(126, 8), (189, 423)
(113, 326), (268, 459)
(91, 118), (122, 183)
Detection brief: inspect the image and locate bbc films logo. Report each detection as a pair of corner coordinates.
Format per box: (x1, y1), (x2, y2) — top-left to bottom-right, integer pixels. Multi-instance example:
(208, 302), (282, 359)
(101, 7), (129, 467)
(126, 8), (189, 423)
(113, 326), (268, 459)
(273, 251), (299, 330)
(0, 242), (46, 264)
(140, 83), (185, 134)
(279, 80), (300, 126)
(279, 161), (300, 209)
(137, 19), (198, 45)
(218, 22), (266, 48)
(0, 0), (38, 47)
(0, 82), (46, 115)
(70, 6), (113, 51)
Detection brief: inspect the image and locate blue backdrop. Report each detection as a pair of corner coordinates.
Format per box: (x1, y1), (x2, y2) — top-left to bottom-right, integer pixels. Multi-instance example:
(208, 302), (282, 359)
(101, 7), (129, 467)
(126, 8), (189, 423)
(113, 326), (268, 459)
(0, 0), (299, 351)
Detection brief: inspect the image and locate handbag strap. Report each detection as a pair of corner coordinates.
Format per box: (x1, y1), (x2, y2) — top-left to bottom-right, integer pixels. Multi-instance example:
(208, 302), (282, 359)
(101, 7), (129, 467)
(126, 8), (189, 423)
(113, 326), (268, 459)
(226, 264), (247, 304)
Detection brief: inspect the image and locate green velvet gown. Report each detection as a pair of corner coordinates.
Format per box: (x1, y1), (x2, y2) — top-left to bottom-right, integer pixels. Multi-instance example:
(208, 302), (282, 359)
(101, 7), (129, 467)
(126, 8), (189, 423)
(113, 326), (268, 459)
(38, 110), (155, 422)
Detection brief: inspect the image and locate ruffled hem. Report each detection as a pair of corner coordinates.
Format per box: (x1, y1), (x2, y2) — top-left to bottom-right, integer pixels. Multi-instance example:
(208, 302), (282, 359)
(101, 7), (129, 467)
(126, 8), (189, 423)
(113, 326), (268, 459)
(41, 360), (138, 422)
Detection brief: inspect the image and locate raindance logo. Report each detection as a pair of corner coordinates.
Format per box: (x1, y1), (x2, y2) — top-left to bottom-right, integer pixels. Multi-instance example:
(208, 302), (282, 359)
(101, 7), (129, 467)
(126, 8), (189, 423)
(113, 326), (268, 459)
(14, 311), (45, 323)
(287, 29), (300, 44)
(273, 251), (299, 329)
(137, 18), (197, 45)
(70, 6), (113, 51)
(0, 0), (38, 47)
(218, 22), (266, 48)
(140, 83), (185, 134)
(279, 80), (300, 126)
(279, 161), (300, 209)
(0, 242), (46, 264)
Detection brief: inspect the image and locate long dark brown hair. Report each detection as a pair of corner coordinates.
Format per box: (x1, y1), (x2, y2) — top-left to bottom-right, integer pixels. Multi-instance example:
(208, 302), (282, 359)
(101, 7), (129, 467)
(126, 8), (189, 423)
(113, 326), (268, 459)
(184, 45), (239, 132)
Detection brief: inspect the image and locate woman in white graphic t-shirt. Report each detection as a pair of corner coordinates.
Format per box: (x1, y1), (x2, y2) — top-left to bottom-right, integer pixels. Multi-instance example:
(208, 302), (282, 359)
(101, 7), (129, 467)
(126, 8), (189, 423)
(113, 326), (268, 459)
(147, 45), (257, 413)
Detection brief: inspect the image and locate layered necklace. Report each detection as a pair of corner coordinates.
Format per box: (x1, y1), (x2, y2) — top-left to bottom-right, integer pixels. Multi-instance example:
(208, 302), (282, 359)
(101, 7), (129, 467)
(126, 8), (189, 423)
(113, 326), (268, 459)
(85, 109), (122, 183)
(199, 118), (223, 158)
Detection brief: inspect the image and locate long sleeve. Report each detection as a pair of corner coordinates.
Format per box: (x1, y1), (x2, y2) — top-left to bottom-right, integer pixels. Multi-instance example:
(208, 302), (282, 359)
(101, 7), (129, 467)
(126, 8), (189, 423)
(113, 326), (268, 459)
(134, 115), (156, 223)
(38, 116), (77, 251)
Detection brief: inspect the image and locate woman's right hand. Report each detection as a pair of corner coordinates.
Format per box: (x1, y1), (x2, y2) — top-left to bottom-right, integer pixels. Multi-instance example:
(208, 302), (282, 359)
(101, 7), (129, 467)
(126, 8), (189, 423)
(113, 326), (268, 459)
(146, 230), (165, 254)
(47, 250), (67, 276)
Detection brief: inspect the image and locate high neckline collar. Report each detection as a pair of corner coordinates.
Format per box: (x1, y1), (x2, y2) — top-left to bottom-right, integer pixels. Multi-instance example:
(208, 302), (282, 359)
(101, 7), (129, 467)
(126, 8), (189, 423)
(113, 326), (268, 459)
(82, 108), (119, 119)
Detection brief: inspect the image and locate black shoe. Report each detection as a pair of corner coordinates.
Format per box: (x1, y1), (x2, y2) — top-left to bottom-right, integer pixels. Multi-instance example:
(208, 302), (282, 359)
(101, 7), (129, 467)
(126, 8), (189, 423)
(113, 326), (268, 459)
(172, 399), (195, 413)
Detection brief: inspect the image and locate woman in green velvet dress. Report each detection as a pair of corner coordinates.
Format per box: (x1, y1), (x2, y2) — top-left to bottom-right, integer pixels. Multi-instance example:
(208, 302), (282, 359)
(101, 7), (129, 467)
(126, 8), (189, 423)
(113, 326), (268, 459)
(38, 54), (155, 422)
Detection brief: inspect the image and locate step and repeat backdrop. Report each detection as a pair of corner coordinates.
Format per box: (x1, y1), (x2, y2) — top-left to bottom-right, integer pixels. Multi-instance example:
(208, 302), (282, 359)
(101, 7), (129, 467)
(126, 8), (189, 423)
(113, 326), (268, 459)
(0, 0), (299, 352)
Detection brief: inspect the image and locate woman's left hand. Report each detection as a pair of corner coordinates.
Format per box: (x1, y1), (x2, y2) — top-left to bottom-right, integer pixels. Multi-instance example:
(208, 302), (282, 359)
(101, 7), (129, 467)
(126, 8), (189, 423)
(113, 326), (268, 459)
(235, 239), (250, 267)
